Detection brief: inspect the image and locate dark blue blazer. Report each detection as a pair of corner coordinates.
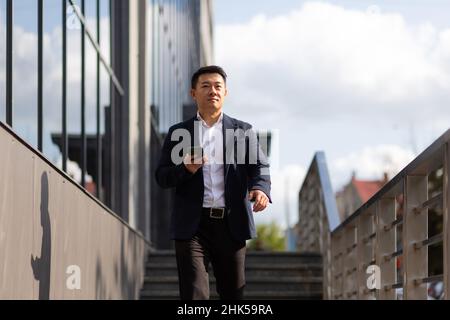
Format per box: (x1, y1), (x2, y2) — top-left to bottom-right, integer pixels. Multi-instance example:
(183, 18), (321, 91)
(155, 113), (272, 242)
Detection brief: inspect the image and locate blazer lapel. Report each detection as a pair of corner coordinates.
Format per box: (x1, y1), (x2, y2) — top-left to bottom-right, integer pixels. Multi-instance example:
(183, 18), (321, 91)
(222, 113), (236, 181)
(186, 115), (200, 147)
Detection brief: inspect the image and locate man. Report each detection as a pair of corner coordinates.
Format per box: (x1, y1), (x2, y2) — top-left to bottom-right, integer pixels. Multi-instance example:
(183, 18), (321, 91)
(155, 65), (271, 300)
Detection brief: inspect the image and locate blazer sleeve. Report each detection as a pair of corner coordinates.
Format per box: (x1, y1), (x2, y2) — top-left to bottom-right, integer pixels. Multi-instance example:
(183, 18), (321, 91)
(246, 126), (272, 203)
(155, 127), (194, 189)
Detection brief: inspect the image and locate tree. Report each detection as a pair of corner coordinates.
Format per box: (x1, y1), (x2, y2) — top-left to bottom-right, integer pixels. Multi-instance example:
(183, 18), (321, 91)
(247, 222), (286, 251)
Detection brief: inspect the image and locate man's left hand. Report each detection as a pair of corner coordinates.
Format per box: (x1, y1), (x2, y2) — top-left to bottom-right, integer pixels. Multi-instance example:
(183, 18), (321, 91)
(248, 190), (269, 213)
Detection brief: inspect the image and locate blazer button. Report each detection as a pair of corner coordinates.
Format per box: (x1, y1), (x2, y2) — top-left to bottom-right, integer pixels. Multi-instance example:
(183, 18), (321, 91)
(227, 209), (231, 215)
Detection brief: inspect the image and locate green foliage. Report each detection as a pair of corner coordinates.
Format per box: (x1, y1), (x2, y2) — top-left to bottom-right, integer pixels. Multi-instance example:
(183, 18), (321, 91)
(247, 222), (286, 251)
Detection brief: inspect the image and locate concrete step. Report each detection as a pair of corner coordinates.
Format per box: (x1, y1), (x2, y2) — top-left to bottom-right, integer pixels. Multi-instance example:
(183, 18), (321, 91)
(245, 252), (322, 265)
(140, 289), (322, 300)
(141, 250), (324, 300)
(147, 251), (322, 265)
(145, 262), (323, 278)
(142, 275), (322, 292)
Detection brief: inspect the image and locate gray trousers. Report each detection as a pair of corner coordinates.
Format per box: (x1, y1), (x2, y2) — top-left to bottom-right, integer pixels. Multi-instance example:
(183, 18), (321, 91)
(174, 211), (247, 300)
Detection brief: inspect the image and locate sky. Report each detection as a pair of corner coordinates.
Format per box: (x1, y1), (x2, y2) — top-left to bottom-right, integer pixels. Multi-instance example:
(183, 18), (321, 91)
(0, 0), (110, 169)
(213, 0), (450, 229)
(2, 0), (450, 231)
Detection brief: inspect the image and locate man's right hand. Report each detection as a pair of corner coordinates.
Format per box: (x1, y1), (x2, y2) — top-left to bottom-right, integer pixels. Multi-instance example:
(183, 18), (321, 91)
(183, 154), (207, 174)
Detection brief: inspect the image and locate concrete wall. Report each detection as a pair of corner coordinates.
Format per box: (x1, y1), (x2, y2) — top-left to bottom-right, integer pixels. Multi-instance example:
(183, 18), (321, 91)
(0, 123), (149, 299)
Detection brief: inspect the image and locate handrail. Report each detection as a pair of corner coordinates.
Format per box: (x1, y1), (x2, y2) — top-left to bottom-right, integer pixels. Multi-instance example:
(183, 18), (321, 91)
(68, 0), (125, 95)
(297, 128), (450, 300)
(332, 129), (450, 235)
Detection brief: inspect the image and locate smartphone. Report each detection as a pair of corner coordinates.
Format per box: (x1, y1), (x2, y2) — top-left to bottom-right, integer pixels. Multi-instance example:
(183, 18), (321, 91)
(190, 146), (203, 158)
(188, 146), (204, 164)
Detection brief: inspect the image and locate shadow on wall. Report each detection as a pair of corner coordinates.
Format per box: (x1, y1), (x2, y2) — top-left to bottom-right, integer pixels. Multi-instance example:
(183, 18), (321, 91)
(30, 172), (52, 300)
(117, 227), (142, 299)
(25, 171), (146, 300)
(95, 255), (107, 299)
(95, 225), (146, 299)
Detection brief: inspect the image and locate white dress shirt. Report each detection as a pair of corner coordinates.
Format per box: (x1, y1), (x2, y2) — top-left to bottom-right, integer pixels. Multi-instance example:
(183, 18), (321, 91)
(197, 112), (226, 208)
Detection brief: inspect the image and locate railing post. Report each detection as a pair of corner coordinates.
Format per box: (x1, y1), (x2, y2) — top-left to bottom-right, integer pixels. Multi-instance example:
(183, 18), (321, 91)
(343, 224), (357, 299)
(357, 210), (376, 299)
(377, 198), (397, 299)
(444, 143), (450, 300)
(403, 175), (428, 299)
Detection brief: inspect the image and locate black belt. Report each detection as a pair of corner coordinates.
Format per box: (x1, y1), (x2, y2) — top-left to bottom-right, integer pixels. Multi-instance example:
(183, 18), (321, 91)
(202, 207), (226, 219)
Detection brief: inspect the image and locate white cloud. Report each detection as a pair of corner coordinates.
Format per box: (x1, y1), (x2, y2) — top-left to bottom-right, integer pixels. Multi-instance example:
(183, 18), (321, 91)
(216, 2), (450, 122)
(55, 157), (93, 184)
(331, 144), (415, 191)
(0, 16), (111, 163)
(216, 2), (449, 230)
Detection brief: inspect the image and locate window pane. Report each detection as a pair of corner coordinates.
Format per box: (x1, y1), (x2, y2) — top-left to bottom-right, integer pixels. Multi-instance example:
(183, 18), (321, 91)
(99, 0), (110, 201)
(84, 0), (97, 195)
(147, 0), (152, 111)
(152, 0), (160, 127)
(13, 0), (38, 147)
(99, 0), (109, 64)
(67, 2), (82, 183)
(43, 0), (62, 166)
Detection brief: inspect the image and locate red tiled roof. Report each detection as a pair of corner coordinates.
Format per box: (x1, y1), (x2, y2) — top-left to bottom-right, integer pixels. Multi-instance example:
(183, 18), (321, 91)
(352, 179), (385, 203)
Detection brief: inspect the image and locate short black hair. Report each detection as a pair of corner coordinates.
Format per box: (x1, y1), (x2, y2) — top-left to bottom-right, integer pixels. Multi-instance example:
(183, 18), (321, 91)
(191, 65), (227, 89)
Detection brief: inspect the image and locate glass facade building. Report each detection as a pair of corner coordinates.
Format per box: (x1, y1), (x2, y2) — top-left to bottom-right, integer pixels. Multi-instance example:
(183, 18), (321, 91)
(148, 0), (213, 132)
(0, 0), (214, 248)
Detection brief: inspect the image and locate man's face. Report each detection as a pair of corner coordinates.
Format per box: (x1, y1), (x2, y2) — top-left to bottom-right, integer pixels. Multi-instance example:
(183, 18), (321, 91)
(191, 73), (228, 113)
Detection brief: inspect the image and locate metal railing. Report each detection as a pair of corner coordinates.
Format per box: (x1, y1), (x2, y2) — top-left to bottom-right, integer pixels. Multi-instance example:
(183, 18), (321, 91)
(3, 0), (123, 177)
(297, 129), (450, 300)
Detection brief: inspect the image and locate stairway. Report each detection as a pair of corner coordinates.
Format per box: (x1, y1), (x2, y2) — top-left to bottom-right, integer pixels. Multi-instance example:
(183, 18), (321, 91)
(140, 250), (323, 300)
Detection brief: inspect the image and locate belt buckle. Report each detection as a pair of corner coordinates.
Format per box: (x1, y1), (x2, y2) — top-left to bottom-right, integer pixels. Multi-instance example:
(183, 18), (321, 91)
(210, 208), (225, 219)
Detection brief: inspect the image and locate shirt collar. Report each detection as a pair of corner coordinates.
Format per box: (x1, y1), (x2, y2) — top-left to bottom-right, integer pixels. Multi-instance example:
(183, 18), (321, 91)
(196, 112), (223, 128)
